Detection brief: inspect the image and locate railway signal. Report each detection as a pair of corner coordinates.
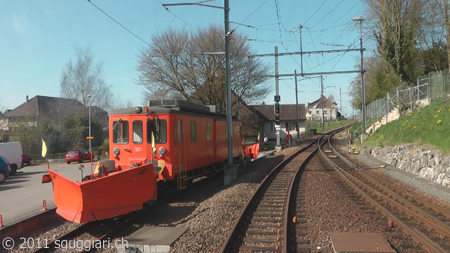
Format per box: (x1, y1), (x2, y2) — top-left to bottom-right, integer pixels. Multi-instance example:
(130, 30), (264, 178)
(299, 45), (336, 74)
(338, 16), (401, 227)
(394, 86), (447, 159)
(274, 102), (280, 115)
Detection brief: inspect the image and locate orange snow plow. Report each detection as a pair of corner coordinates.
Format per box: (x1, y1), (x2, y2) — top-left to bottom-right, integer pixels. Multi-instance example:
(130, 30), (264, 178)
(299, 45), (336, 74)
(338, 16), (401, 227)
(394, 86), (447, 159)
(43, 163), (157, 223)
(243, 142), (260, 159)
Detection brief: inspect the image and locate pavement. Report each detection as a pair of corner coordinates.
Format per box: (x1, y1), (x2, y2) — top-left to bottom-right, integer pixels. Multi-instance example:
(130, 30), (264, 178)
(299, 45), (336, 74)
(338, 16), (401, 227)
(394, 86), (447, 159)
(0, 161), (96, 228)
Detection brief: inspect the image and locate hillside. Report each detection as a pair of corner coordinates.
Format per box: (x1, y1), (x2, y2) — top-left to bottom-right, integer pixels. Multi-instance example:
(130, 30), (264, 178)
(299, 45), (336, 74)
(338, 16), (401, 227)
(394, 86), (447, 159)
(362, 99), (450, 154)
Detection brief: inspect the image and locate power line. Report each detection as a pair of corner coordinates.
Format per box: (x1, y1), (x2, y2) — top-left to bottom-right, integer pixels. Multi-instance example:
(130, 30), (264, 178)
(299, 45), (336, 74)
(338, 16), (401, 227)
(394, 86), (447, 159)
(309, 0), (345, 30)
(157, 0), (196, 30)
(87, 0), (151, 47)
(233, 0), (269, 31)
(303, 0), (328, 26)
(274, 0), (283, 45)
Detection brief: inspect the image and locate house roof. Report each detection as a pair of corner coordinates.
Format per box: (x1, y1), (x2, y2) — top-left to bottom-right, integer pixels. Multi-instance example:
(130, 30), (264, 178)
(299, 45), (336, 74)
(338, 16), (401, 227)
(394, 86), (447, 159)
(3, 95), (85, 118)
(249, 104), (306, 121)
(307, 95), (337, 109)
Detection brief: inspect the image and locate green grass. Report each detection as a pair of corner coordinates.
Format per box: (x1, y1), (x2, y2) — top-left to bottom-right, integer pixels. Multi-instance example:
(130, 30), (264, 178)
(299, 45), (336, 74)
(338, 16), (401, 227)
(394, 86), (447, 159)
(363, 99), (450, 154)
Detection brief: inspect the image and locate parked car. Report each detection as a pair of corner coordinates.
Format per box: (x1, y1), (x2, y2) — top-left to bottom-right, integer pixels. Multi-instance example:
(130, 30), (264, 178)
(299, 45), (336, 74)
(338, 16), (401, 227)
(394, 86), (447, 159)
(22, 154), (32, 166)
(0, 142), (23, 175)
(65, 149), (93, 164)
(0, 155), (11, 183)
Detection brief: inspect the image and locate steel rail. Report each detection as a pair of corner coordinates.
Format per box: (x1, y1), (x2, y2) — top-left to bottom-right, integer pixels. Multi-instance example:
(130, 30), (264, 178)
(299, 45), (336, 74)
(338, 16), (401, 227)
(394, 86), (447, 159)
(320, 133), (448, 252)
(327, 137), (450, 238)
(330, 140), (450, 221)
(219, 137), (319, 252)
(282, 134), (329, 253)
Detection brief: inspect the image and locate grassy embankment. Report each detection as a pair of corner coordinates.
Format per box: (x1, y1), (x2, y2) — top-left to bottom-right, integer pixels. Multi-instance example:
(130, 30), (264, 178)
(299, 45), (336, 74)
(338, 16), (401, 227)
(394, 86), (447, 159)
(359, 99), (450, 154)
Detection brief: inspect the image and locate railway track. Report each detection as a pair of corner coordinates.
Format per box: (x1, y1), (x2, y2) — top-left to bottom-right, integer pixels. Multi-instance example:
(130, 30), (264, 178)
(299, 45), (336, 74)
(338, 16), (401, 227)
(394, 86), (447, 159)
(220, 131), (335, 252)
(221, 127), (450, 252)
(321, 134), (450, 252)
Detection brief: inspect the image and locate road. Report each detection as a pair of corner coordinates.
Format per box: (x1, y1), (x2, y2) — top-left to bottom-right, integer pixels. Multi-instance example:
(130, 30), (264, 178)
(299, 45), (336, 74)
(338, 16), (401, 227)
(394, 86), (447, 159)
(0, 161), (96, 227)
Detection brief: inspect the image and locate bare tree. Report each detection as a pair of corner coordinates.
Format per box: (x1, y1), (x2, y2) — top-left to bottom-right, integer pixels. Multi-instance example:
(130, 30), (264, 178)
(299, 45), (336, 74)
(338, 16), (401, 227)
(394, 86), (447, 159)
(137, 25), (271, 114)
(60, 47), (113, 111)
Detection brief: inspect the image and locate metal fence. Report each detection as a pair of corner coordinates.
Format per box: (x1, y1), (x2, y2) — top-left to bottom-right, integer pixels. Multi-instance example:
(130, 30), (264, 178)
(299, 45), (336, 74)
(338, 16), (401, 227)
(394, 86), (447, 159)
(362, 70), (450, 132)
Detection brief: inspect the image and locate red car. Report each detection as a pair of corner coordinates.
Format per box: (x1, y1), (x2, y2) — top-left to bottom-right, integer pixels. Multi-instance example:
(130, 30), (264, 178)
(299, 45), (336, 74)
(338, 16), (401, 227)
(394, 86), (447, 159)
(22, 154), (33, 166)
(65, 149), (93, 164)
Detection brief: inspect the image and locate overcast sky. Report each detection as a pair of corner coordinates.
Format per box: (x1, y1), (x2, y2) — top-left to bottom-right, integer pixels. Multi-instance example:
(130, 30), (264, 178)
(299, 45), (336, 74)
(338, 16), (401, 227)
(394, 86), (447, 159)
(1, 0), (369, 117)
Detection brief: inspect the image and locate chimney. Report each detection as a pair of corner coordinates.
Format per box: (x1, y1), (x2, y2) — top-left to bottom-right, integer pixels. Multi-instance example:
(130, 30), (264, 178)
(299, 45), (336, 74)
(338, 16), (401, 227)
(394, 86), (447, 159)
(26, 95), (29, 103)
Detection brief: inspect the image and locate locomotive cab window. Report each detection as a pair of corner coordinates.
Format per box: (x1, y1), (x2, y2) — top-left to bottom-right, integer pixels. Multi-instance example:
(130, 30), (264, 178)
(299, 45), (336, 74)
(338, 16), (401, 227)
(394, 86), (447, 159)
(133, 120), (143, 144)
(113, 120), (129, 144)
(147, 118), (167, 144)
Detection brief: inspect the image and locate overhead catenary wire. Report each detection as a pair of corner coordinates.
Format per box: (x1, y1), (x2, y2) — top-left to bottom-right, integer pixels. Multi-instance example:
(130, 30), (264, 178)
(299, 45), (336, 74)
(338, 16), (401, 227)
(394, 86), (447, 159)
(87, 0), (152, 47)
(309, 0), (345, 30)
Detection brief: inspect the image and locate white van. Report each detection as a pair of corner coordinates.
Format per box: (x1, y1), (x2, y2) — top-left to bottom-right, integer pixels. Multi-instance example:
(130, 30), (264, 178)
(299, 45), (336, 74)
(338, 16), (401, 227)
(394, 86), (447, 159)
(0, 142), (23, 175)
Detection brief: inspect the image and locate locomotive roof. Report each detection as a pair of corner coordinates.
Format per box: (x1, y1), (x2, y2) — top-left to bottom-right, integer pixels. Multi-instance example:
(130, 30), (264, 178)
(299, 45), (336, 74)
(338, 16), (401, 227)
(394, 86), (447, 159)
(111, 99), (239, 121)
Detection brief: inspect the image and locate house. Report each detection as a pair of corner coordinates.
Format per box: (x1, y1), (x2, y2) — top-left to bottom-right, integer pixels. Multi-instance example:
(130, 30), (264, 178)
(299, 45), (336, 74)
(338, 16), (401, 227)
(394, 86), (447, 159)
(1, 95), (108, 131)
(248, 103), (307, 140)
(306, 95), (341, 121)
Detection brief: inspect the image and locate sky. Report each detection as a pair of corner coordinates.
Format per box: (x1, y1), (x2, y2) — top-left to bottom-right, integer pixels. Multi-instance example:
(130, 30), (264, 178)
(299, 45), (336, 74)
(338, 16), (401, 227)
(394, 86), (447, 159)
(1, 0), (370, 117)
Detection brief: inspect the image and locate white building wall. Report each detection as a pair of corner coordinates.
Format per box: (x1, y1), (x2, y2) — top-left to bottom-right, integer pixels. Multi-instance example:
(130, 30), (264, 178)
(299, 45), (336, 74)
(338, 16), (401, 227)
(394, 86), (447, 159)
(263, 121), (306, 140)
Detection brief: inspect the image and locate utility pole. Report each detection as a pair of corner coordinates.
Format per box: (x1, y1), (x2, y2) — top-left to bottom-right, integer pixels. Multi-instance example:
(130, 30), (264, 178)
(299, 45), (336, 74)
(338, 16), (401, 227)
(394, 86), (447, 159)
(295, 70), (299, 139)
(274, 46), (281, 152)
(340, 87), (342, 120)
(289, 25), (305, 75)
(224, 0), (232, 165)
(353, 16), (366, 141)
(321, 75), (324, 132)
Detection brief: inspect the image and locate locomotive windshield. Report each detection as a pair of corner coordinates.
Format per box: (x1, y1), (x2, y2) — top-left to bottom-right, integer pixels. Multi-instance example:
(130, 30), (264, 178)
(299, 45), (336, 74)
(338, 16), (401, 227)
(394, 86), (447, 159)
(147, 119), (167, 144)
(113, 119), (129, 144)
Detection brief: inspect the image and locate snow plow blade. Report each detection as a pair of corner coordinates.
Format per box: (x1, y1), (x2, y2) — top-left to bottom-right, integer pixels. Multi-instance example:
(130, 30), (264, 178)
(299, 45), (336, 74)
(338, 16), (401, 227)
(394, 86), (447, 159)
(48, 163), (156, 223)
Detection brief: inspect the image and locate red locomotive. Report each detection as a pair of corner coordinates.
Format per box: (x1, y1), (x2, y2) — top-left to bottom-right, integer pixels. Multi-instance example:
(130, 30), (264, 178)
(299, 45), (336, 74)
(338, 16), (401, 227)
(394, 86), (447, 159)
(43, 100), (243, 223)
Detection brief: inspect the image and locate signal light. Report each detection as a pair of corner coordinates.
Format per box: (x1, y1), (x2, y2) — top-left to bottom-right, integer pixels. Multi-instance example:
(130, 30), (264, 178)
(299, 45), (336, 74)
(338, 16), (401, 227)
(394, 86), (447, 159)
(274, 103), (280, 115)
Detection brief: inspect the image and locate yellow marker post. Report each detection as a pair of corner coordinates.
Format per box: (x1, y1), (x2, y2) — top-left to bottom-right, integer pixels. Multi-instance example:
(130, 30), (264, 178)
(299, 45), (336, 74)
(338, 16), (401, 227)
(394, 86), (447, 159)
(86, 136), (94, 139)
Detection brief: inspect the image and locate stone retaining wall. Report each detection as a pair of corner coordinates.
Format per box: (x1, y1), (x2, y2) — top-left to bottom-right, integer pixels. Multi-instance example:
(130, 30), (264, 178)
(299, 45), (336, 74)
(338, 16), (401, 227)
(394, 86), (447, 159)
(369, 144), (450, 188)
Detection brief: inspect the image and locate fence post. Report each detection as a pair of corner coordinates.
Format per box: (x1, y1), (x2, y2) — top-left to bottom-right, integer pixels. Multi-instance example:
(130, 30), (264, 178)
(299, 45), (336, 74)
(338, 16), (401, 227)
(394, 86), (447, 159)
(386, 93), (389, 124)
(409, 87), (413, 111)
(396, 87), (399, 106)
(417, 77), (420, 102)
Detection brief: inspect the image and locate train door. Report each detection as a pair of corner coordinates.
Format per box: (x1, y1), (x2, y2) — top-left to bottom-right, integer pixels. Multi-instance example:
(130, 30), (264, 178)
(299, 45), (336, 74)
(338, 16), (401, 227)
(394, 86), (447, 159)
(175, 119), (187, 190)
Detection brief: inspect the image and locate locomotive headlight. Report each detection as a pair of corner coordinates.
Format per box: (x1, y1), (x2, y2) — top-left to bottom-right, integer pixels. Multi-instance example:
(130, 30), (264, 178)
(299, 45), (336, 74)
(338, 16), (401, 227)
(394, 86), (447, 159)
(113, 147), (120, 155)
(158, 147), (166, 155)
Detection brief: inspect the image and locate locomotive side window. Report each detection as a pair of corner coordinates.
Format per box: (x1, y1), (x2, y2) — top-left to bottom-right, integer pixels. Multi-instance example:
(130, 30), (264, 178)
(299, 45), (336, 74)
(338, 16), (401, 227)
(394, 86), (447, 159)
(113, 120), (129, 144)
(191, 121), (196, 142)
(147, 119), (167, 144)
(178, 120), (182, 143)
(206, 122), (211, 141)
(133, 120), (143, 144)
